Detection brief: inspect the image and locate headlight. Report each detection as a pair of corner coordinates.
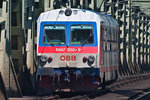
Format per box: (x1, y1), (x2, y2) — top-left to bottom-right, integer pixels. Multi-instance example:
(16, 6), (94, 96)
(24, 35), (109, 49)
(48, 56), (53, 63)
(40, 55), (47, 62)
(83, 57), (88, 63)
(65, 8), (72, 16)
(88, 56), (95, 64)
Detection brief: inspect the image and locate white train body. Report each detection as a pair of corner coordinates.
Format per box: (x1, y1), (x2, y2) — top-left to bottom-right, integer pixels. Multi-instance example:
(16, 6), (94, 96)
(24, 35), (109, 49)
(37, 8), (119, 91)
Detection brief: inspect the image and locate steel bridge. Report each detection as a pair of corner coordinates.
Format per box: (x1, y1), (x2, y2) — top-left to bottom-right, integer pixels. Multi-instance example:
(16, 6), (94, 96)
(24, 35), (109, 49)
(0, 0), (150, 98)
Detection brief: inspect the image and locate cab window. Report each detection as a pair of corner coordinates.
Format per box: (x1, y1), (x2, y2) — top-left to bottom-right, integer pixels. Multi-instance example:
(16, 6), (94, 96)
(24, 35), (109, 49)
(43, 25), (66, 44)
(70, 25), (94, 45)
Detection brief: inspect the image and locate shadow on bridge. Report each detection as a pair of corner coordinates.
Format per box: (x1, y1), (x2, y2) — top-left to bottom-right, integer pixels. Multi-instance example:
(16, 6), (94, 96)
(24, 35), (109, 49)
(0, 72), (7, 100)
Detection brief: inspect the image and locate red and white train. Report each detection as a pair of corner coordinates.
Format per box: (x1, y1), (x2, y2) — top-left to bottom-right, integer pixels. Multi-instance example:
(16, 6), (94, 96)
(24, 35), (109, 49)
(37, 8), (119, 92)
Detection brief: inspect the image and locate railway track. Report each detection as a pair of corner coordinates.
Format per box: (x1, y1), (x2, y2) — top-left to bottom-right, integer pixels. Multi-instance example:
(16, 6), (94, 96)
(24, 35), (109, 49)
(129, 88), (150, 100)
(109, 74), (150, 90)
(41, 74), (150, 100)
(9, 74), (150, 100)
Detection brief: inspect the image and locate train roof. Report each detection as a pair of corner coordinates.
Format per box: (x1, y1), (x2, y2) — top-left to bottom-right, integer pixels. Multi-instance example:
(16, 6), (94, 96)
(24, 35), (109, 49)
(37, 8), (118, 27)
(37, 8), (109, 23)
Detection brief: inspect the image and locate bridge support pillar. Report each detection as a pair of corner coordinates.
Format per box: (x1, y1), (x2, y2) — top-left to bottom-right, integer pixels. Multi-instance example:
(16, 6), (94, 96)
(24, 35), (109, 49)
(0, 0), (22, 97)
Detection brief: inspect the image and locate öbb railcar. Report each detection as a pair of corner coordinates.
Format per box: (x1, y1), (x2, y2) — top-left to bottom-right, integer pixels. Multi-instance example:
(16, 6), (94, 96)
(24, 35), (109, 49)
(37, 8), (119, 92)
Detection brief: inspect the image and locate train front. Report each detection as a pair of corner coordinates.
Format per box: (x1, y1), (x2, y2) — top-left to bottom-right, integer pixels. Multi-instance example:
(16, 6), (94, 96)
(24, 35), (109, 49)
(37, 8), (100, 92)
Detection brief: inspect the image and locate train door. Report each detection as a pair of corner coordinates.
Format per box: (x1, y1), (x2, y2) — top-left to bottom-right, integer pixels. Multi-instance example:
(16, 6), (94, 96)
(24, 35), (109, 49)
(103, 21), (109, 81)
(110, 19), (113, 80)
(105, 17), (111, 82)
(107, 26), (111, 81)
(112, 19), (119, 80)
(107, 16), (114, 81)
(99, 22), (106, 84)
(100, 16), (111, 82)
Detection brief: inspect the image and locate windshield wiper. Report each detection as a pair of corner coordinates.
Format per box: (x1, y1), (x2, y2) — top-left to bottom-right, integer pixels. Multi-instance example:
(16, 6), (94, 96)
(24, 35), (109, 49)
(81, 33), (93, 47)
(44, 35), (54, 47)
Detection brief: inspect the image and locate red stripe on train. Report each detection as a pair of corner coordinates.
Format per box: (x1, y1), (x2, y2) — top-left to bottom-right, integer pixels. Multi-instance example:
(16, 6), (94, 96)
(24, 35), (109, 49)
(38, 46), (98, 53)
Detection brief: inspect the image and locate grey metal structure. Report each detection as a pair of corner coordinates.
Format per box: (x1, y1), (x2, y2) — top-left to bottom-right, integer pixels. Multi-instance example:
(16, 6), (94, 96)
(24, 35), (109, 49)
(0, 0), (149, 97)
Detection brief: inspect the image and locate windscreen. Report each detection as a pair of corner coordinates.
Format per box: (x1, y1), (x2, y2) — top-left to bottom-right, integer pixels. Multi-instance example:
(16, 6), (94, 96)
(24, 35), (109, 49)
(43, 25), (66, 44)
(71, 25), (94, 45)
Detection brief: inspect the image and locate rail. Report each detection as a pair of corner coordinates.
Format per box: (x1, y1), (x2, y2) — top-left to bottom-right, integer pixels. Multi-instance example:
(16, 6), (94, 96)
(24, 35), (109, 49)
(48, 74), (150, 100)
(129, 88), (150, 100)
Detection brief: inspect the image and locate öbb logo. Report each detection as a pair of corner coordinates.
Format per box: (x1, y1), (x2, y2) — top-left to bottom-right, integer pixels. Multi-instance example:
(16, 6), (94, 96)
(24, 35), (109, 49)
(60, 55), (76, 61)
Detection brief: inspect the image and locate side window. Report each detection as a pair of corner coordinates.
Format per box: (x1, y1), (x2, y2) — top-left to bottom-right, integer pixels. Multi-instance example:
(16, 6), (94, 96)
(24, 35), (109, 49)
(107, 42), (110, 51)
(110, 43), (112, 51)
(108, 26), (111, 40)
(103, 25), (108, 51)
(113, 26), (116, 41)
(110, 26), (113, 40)
(103, 42), (107, 51)
(103, 27), (107, 40)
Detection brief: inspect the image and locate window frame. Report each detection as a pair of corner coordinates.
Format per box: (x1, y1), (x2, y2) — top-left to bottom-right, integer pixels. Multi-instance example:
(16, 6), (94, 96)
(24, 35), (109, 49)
(42, 24), (66, 45)
(70, 24), (94, 45)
